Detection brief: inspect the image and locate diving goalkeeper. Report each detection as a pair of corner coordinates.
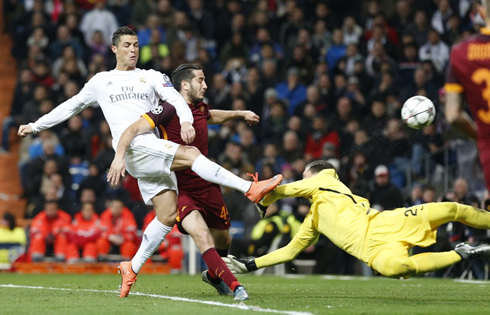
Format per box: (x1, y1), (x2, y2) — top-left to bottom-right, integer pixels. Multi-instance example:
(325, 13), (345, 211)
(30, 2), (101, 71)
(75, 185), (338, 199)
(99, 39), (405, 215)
(224, 160), (490, 278)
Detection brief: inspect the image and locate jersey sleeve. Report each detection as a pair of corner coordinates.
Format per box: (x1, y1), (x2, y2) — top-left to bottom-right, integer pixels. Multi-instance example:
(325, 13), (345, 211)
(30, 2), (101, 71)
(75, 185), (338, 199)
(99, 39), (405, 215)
(142, 101), (177, 128)
(152, 71), (194, 125)
(444, 51), (464, 93)
(30, 79), (97, 133)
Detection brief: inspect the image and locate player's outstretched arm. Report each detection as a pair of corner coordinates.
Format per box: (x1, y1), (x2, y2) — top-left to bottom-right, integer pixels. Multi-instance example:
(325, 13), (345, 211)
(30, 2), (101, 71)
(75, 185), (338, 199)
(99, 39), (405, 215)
(208, 109), (260, 126)
(107, 117), (152, 185)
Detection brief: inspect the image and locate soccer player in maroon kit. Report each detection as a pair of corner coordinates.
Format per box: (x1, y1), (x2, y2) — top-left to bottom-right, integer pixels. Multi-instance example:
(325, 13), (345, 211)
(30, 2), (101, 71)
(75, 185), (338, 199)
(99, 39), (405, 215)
(109, 64), (262, 300)
(149, 63), (260, 299)
(445, 2), (490, 196)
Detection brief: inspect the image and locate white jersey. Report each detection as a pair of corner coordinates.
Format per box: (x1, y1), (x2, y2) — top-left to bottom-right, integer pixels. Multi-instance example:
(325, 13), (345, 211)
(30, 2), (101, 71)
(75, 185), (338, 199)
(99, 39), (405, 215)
(30, 68), (193, 149)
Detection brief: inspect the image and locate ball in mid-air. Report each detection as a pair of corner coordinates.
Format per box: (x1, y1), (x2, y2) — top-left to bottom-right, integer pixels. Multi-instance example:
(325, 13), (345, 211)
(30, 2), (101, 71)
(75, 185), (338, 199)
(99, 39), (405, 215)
(401, 95), (436, 129)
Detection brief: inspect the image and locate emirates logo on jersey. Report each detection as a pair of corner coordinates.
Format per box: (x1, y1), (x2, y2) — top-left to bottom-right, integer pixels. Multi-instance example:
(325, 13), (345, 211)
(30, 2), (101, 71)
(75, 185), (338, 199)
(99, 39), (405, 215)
(140, 78), (147, 83)
(151, 105), (163, 114)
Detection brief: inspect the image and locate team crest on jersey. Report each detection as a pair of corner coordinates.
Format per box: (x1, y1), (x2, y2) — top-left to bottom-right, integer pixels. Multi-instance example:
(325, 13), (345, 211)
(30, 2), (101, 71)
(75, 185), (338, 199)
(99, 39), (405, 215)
(200, 105), (206, 112)
(162, 74), (173, 87)
(151, 105), (163, 114)
(165, 144), (173, 149)
(139, 78), (147, 83)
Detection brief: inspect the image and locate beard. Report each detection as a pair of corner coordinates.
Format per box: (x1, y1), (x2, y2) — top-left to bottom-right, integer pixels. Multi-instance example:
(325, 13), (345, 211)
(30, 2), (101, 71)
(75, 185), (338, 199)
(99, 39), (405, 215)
(188, 90), (204, 105)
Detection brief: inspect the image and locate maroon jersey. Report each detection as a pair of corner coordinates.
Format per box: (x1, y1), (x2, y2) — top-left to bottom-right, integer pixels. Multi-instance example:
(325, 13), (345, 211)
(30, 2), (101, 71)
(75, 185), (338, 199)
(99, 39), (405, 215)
(143, 101), (211, 191)
(445, 27), (490, 136)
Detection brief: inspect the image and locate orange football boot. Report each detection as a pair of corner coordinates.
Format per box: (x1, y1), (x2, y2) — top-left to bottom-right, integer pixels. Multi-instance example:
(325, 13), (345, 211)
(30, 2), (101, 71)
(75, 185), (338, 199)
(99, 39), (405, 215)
(118, 261), (137, 297)
(245, 173), (283, 203)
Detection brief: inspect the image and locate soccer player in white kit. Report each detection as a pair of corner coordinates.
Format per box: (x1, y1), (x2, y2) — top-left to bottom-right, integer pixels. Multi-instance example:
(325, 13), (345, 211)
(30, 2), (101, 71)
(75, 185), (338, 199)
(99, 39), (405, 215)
(17, 26), (283, 298)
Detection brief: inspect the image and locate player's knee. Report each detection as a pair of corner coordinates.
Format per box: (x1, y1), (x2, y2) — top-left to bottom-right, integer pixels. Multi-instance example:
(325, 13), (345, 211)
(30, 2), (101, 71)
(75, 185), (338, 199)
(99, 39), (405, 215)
(379, 257), (417, 278)
(156, 211), (177, 226)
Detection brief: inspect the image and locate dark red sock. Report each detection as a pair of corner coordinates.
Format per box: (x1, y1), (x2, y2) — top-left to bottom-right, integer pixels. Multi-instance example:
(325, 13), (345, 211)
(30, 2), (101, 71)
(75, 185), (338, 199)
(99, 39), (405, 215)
(202, 248), (240, 291)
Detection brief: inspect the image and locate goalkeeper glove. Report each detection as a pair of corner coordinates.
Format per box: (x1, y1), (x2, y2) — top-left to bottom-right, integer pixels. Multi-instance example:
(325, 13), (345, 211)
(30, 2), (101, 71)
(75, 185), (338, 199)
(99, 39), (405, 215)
(222, 255), (258, 274)
(255, 203), (269, 219)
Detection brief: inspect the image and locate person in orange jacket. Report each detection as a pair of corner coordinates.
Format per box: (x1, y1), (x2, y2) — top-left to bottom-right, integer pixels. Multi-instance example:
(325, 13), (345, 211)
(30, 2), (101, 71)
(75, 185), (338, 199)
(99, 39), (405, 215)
(97, 197), (137, 260)
(29, 199), (72, 262)
(142, 209), (183, 271)
(67, 202), (101, 262)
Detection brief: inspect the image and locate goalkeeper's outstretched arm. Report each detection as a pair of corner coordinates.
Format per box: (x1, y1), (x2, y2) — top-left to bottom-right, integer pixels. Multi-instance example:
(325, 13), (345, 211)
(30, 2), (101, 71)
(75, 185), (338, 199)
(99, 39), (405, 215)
(224, 230), (318, 273)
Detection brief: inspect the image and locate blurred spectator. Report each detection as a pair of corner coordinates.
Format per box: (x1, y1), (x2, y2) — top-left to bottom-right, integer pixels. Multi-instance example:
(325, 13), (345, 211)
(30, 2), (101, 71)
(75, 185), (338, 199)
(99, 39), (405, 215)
(261, 100), (288, 145)
(312, 20), (332, 57)
(362, 99), (388, 135)
(326, 29), (347, 72)
(255, 143), (287, 175)
(130, 0), (153, 31)
(279, 130), (304, 164)
(49, 25), (85, 61)
(431, 0), (452, 35)
(405, 183), (424, 206)
(137, 14), (166, 48)
(343, 16), (363, 45)
(52, 45), (87, 79)
(29, 199), (73, 262)
(304, 116), (340, 161)
(60, 115), (90, 161)
(369, 164), (404, 211)
(1, 69), (37, 152)
(418, 28), (449, 74)
(220, 32), (249, 68)
(187, 0), (215, 41)
(398, 43), (421, 87)
(140, 29), (170, 68)
(314, 2), (339, 32)
(218, 142), (253, 176)
(79, 0), (119, 47)
(411, 123), (445, 179)
(66, 202), (100, 262)
(276, 67), (307, 115)
(97, 198), (137, 260)
(238, 128), (262, 166)
(407, 10), (430, 47)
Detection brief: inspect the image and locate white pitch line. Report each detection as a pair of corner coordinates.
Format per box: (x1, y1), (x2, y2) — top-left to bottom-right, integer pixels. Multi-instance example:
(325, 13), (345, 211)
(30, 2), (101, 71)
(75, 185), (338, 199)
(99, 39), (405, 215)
(0, 284), (314, 315)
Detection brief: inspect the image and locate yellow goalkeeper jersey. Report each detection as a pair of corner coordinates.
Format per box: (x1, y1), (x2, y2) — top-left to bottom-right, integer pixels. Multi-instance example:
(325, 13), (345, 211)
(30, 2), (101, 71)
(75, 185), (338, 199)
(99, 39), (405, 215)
(261, 169), (380, 260)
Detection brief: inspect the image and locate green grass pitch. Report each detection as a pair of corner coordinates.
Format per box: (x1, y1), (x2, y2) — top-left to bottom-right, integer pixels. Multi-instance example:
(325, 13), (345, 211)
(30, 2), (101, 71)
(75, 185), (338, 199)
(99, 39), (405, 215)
(1, 273), (489, 314)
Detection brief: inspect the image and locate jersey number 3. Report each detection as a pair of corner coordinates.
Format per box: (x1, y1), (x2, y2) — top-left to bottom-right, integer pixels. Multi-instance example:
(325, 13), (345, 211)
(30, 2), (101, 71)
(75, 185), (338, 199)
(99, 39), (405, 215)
(471, 68), (490, 124)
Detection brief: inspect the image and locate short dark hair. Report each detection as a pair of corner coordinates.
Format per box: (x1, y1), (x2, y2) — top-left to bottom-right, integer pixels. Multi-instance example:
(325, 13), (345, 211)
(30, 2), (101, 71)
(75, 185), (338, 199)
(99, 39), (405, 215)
(305, 160), (336, 174)
(171, 63), (202, 91)
(112, 26), (136, 47)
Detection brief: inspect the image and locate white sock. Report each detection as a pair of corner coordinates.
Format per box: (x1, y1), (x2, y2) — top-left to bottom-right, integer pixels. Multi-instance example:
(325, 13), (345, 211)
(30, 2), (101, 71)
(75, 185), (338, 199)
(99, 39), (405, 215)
(191, 154), (251, 193)
(131, 218), (172, 273)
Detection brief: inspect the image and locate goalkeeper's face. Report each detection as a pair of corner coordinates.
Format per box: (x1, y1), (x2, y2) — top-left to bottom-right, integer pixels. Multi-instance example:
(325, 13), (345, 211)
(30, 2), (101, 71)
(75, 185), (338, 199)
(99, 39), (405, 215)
(188, 69), (207, 104)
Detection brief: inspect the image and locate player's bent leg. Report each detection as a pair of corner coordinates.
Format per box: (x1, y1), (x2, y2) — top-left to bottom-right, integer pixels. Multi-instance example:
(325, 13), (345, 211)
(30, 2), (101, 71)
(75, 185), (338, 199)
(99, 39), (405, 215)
(427, 202), (490, 230)
(370, 245), (462, 278)
(209, 228), (232, 255)
(173, 150), (283, 201)
(171, 145), (201, 170)
(119, 190), (178, 297)
(181, 211), (235, 296)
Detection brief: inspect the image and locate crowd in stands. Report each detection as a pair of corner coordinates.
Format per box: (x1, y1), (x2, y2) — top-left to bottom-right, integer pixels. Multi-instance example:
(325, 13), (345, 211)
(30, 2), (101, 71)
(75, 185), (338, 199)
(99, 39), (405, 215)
(0, 0), (488, 276)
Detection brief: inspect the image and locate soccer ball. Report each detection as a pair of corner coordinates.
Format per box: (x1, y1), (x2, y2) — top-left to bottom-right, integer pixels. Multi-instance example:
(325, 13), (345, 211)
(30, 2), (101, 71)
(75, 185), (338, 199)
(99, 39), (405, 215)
(401, 95), (436, 129)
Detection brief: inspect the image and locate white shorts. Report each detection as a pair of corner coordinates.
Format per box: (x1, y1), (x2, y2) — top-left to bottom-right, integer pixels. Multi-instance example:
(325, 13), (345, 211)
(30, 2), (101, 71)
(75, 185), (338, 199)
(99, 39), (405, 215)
(124, 136), (180, 205)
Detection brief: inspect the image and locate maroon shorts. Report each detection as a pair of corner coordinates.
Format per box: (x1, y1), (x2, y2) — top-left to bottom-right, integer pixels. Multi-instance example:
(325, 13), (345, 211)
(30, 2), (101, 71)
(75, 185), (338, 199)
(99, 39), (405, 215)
(176, 183), (230, 234)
